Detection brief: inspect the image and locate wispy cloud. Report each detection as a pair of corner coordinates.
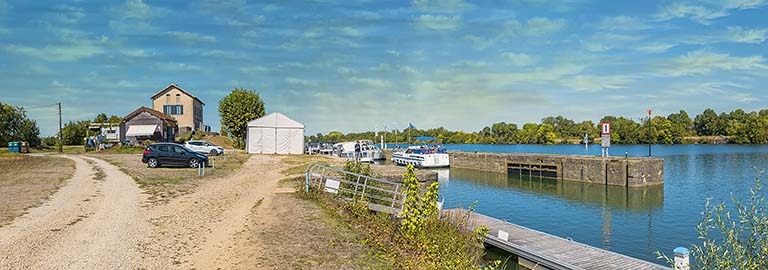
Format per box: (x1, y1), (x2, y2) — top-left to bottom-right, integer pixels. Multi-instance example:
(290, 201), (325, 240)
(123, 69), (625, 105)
(239, 66), (269, 75)
(166, 31), (217, 43)
(657, 50), (767, 76)
(156, 63), (202, 72)
(654, 3), (727, 24)
(501, 52), (536, 66)
(121, 48), (156, 58)
(118, 0), (167, 19)
(723, 0), (767, 9)
(505, 17), (566, 37)
(635, 42), (676, 53)
(54, 4), (85, 24)
(416, 15), (461, 31)
(348, 77), (392, 89)
(285, 77), (319, 88)
(726, 26), (768, 44)
(595, 16), (651, 31)
(561, 75), (635, 92)
(5, 39), (106, 62)
(412, 0), (472, 13)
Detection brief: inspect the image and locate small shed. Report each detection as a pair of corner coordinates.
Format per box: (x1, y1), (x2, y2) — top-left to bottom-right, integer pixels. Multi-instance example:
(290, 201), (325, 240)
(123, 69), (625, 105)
(246, 112), (305, 154)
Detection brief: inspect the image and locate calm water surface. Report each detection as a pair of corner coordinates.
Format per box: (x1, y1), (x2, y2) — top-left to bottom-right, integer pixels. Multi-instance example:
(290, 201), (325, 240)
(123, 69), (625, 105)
(416, 144), (768, 265)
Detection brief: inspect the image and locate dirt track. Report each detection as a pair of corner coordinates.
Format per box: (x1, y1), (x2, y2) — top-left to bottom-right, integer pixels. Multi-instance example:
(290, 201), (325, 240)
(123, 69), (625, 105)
(0, 156), (148, 269)
(0, 154), (295, 269)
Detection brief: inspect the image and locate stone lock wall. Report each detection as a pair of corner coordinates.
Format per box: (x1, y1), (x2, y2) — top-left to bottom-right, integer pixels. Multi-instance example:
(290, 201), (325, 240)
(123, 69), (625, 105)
(449, 152), (663, 187)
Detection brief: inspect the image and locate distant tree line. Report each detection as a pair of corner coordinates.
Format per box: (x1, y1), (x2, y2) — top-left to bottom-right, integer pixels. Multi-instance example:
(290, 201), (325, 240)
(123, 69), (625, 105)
(308, 108), (768, 145)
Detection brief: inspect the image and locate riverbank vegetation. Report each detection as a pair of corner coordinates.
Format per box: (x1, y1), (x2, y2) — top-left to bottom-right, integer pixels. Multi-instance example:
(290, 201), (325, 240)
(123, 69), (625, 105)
(300, 163), (497, 269)
(310, 108), (768, 145)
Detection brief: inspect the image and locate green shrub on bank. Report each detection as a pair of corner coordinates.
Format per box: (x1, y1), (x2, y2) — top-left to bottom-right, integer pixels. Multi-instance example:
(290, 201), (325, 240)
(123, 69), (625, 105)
(301, 163), (497, 269)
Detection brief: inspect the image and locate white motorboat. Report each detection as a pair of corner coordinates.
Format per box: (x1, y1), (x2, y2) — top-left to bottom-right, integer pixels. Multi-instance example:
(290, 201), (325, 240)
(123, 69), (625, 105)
(360, 141), (386, 160)
(392, 145), (450, 168)
(333, 141), (374, 163)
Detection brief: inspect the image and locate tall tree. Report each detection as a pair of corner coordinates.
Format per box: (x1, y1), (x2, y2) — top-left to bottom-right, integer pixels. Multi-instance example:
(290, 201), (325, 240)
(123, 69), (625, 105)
(0, 102), (40, 146)
(218, 88), (266, 149)
(61, 120), (89, 145)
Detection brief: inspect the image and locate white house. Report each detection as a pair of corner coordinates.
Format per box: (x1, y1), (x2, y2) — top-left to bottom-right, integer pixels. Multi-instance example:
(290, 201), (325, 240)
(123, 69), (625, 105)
(246, 112), (305, 154)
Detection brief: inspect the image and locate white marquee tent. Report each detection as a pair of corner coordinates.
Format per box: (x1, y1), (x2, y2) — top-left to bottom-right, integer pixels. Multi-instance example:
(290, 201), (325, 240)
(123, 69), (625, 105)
(246, 112), (305, 154)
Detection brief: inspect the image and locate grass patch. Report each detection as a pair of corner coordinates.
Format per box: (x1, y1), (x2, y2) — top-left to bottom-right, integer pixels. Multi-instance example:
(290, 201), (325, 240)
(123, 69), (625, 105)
(280, 154), (339, 176)
(83, 159), (106, 181)
(94, 151), (250, 205)
(0, 154), (75, 227)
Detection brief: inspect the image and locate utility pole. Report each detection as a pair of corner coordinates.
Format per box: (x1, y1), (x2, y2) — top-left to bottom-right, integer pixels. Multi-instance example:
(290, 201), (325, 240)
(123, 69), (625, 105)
(58, 102), (63, 153)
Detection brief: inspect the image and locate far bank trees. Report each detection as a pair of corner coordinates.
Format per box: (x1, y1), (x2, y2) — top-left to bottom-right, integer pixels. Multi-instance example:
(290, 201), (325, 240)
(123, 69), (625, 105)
(218, 88), (265, 149)
(309, 108), (768, 145)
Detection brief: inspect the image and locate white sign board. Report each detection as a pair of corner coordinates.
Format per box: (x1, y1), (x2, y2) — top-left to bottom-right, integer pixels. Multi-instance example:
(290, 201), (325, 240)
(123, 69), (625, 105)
(601, 122), (611, 135)
(498, 230), (509, 241)
(601, 134), (611, 148)
(324, 179), (340, 194)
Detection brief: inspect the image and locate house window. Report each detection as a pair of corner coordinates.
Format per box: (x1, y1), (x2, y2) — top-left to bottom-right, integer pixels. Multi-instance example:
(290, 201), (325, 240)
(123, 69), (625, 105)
(176, 94), (180, 104)
(165, 94), (170, 104)
(163, 105), (184, 115)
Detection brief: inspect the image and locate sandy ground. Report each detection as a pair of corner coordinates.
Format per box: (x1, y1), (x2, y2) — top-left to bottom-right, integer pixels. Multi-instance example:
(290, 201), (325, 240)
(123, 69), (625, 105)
(0, 155), (148, 269)
(0, 154), (379, 269)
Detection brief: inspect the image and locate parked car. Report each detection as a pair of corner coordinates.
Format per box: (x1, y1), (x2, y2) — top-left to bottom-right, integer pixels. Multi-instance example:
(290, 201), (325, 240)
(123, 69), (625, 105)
(184, 140), (225, 156)
(142, 143), (209, 168)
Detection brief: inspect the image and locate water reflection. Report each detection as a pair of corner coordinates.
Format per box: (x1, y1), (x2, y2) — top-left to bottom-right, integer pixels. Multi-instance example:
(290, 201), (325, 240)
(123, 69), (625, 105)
(449, 167), (664, 212)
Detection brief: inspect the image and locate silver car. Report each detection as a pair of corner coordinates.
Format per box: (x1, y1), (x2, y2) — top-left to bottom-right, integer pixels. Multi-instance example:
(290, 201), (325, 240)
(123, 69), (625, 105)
(184, 140), (225, 156)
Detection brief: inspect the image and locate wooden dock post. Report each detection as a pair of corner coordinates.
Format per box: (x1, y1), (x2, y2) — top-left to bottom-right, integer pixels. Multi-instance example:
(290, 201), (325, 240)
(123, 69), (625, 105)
(673, 247), (689, 270)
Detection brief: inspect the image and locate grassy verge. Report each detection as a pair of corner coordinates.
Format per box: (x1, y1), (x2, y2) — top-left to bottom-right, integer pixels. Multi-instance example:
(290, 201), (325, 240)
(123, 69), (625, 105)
(94, 151), (250, 205)
(0, 153), (75, 227)
(294, 163), (496, 269)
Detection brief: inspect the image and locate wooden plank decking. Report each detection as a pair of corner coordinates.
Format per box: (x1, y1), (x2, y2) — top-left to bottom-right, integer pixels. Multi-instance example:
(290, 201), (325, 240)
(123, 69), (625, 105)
(443, 209), (669, 270)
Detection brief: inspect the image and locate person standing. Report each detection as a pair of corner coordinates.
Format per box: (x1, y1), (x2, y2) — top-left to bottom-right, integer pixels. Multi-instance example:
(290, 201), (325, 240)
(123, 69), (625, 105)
(354, 140), (361, 162)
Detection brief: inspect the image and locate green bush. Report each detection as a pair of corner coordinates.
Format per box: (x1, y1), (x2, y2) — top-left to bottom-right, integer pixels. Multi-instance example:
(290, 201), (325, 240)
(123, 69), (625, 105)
(658, 177), (768, 269)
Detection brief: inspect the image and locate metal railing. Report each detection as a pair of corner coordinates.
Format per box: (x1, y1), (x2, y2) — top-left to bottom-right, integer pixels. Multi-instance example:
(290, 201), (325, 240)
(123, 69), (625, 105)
(305, 163), (406, 214)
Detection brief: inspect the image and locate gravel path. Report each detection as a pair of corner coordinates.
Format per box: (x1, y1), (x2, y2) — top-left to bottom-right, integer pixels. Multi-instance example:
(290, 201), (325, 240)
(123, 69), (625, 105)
(0, 156), (148, 269)
(139, 154), (289, 269)
(0, 154), (308, 270)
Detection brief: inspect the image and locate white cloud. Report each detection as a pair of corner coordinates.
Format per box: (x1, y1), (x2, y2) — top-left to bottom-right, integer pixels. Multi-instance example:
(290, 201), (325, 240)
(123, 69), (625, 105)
(338, 26), (363, 37)
(108, 20), (158, 34)
(729, 93), (759, 102)
(54, 4), (85, 24)
(285, 77), (319, 88)
(354, 11), (382, 20)
(5, 39), (106, 62)
(562, 75), (635, 92)
(119, 0), (166, 19)
(348, 77), (392, 88)
(582, 32), (644, 52)
(654, 3), (728, 24)
(412, 0), (472, 13)
(202, 50), (243, 59)
(121, 49), (155, 57)
(400, 66), (419, 75)
(0, 26), (8, 35)
(635, 42), (676, 53)
(723, 0), (767, 9)
(501, 52), (536, 66)
(504, 17), (566, 37)
(240, 66), (268, 74)
(596, 16), (651, 31)
(416, 15), (461, 31)
(727, 27), (768, 44)
(156, 63), (202, 72)
(658, 50), (767, 76)
(166, 31), (217, 43)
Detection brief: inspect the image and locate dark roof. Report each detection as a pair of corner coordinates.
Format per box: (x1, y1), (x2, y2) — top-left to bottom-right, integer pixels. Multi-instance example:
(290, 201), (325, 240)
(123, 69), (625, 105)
(123, 106), (178, 125)
(150, 84), (205, 106)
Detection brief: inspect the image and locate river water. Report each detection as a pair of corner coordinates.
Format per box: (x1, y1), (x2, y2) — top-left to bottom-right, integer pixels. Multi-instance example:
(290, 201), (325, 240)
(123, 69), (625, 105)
(413, 144), (768, 265)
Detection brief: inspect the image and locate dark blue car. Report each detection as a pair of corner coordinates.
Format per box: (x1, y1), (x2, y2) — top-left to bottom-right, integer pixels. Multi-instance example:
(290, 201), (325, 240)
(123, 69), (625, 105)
(142, 142), (208, 168)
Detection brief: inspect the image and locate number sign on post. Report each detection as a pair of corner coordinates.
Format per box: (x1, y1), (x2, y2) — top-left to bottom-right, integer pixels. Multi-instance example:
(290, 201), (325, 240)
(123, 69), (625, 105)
(600, 122), (611, 156)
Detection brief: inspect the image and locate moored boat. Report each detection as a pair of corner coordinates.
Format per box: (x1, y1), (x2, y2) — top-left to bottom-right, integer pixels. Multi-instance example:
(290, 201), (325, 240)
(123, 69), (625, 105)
(392, 145), (449, 168)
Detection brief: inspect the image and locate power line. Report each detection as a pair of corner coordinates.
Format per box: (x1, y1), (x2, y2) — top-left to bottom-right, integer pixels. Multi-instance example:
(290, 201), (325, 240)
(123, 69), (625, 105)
(19, 103), (59, 110)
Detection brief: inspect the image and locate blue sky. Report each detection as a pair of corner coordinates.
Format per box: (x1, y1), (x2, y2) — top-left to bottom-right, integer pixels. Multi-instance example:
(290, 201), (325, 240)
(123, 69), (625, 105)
(1, 0), (766, 137)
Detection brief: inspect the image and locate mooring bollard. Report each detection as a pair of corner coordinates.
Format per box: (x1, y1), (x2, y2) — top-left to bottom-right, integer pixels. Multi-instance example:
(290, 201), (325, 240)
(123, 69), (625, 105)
(673, 247), (689, 270)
